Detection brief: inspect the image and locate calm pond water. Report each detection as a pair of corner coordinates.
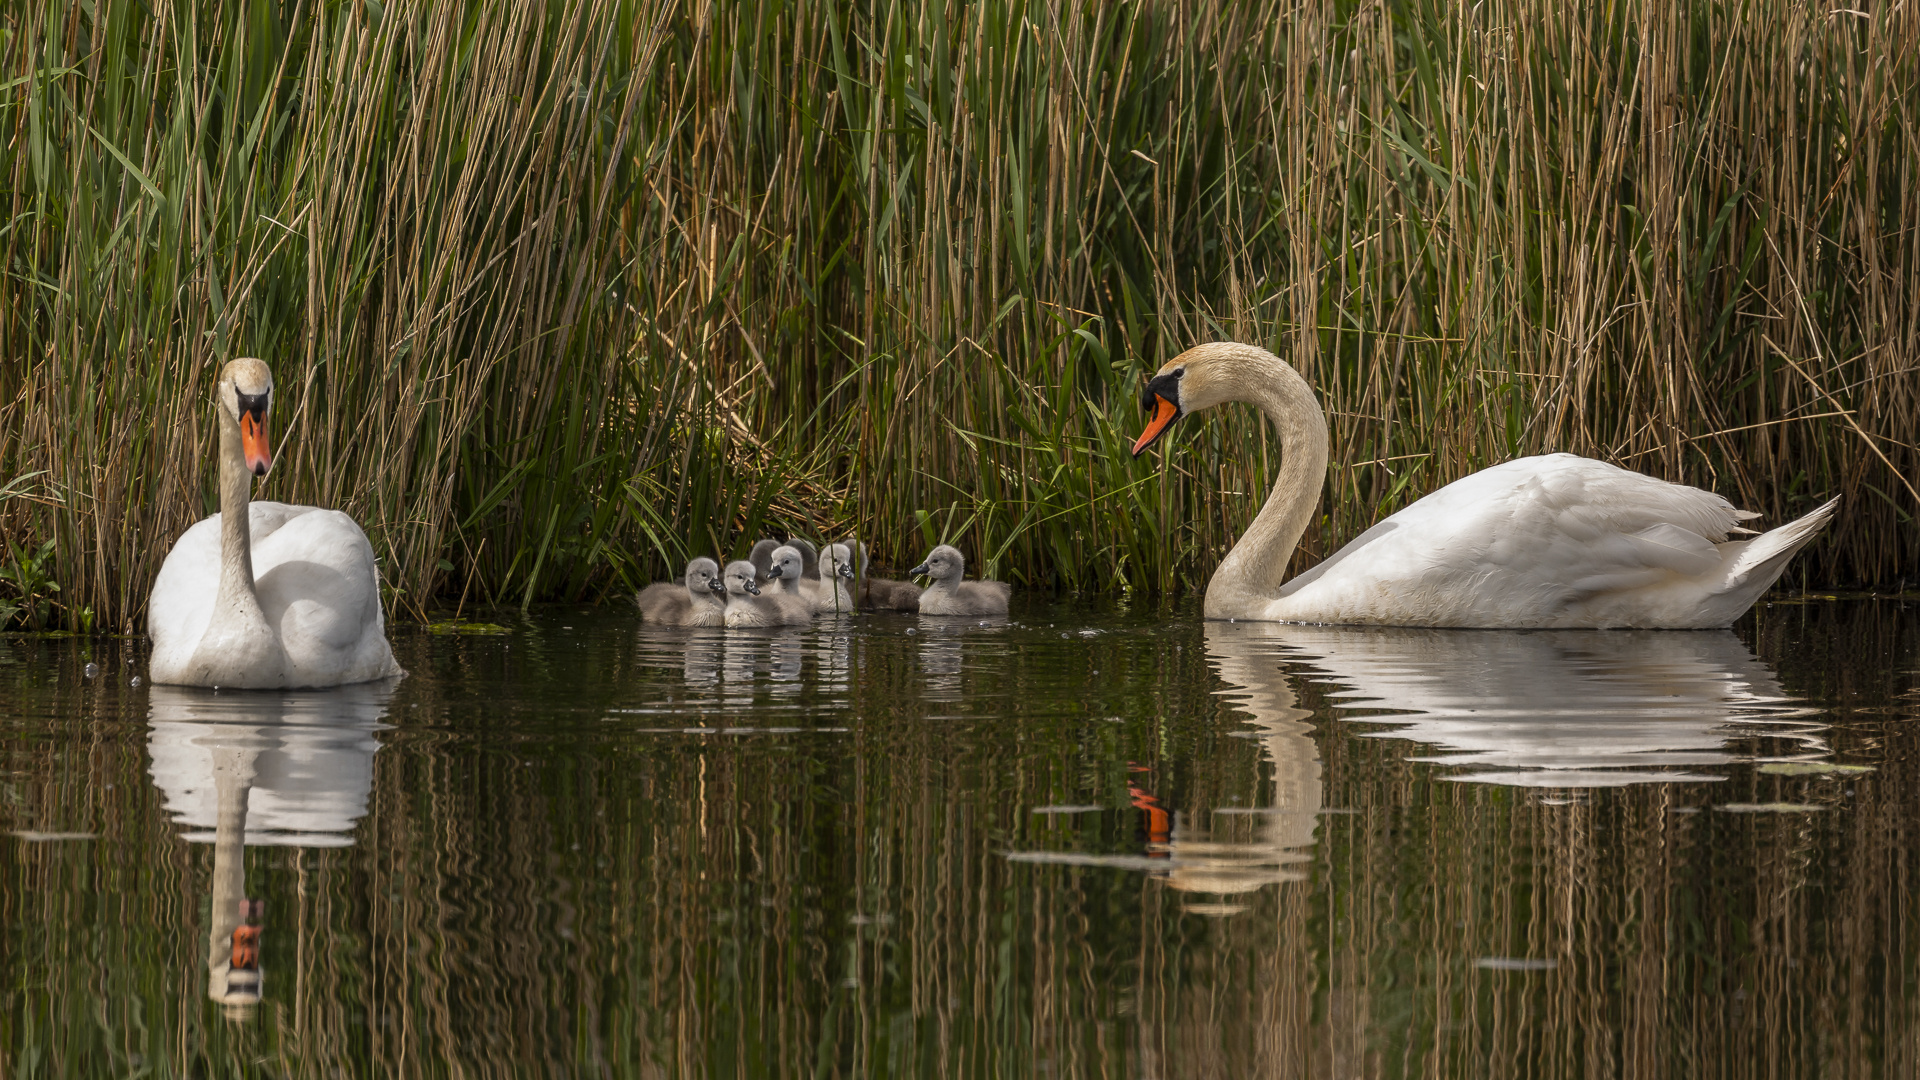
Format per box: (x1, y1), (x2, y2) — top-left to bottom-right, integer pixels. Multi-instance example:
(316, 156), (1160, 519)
(2, 596), (1917, 1077)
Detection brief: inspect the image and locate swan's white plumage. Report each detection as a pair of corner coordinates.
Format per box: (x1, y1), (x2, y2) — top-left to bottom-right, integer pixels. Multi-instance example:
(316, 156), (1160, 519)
(150, 504), (401, 687)
(1136, 342), (1836, 629)
(1267, 454), (1830, 628)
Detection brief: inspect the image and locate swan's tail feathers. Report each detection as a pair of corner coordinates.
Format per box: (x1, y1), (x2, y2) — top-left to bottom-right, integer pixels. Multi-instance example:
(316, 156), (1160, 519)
(1722, 497), (1839, 593)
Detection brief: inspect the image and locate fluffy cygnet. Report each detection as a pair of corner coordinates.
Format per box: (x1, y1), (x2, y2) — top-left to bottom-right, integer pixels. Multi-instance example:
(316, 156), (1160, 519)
(747, 538), (782, 583)
(839, 536), (921, 611)
(764, 546), (810, 598)
(788, 538), (822, 582)
(637, 558), (727, 626)
(806, 543), (858, 613)
(859, 576), (924, 611)
(723, 559), (812, 627)
(910, 545), (1011, 616)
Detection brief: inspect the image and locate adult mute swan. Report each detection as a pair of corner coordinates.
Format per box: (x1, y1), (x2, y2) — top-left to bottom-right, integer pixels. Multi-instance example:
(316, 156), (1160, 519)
(148, 359), (403, 688)
(1130, 342), (1837, 629)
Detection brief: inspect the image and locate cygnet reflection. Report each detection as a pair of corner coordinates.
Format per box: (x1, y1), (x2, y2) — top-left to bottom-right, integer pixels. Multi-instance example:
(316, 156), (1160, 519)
(1272, 627), (1821, 786)
(678, 629), (725, 688)
(767, 627), (805, 693)
(915, 614), (1008, 699)
(146, 680), (396, 1014)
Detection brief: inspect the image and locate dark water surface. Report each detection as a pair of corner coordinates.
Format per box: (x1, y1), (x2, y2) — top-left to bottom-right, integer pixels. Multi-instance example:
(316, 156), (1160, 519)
(3, 598), (1918, 1077)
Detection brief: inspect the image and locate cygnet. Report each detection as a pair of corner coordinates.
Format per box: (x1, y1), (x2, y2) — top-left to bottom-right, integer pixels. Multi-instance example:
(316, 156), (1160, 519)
(723, 559), (812, 627)
(747, 538), (782, 583)
(788, 538), (822, 583)
(763, 546), (811, 599)
(840, 536), (922, 611)
(637, 558), (727, 626)
(807, 543), (858, 613)
(910, 545), (1011, 616)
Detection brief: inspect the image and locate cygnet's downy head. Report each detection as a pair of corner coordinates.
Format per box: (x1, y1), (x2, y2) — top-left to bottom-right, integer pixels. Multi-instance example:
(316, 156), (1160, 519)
(217, 357), (275, 476)
(766, 545), (805, 585)
(909, 544), (966, 583)
(822, 543), (857, 579)
(747, 538), (781, 582)
(723, 560), (762, 596)
(683, 557), (724, 596)
(1130, 342), (1286, 457)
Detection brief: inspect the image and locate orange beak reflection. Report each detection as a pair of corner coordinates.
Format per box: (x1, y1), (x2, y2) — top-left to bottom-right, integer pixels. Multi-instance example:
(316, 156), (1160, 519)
(1131, 394), (1180, 457)
(241, 411), (272, 476)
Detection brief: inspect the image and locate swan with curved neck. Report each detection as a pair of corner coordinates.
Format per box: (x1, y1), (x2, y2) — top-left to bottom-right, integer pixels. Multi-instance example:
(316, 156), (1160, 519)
(148, 359), (403, 687)
(1131, 342), (1837, 629)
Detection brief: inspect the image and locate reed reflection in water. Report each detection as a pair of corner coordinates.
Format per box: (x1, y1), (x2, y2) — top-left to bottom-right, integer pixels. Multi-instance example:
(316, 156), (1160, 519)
(1273, 628), (1827, 786)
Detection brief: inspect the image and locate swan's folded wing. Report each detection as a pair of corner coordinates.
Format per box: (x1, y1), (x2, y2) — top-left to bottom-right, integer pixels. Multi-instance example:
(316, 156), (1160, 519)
(1274, 455), (1755, 626)
(252, 510), (387, 654)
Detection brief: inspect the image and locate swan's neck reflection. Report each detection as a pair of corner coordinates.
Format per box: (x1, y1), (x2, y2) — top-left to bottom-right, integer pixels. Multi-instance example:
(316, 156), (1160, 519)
(1165, 623), (1326, 910)
(148, 682), (394, 1015)
(208, 747), (259, 1010)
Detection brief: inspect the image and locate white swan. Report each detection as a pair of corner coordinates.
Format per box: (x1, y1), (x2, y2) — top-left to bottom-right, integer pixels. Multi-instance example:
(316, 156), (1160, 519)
(148, 359), (403, 688)
(1131, 342), (1838, 628)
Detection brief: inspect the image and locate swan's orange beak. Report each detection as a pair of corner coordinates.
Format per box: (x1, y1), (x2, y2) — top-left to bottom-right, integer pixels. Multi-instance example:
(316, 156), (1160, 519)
(241, 411), (272, 477)
(1131, 394), (1180, 457)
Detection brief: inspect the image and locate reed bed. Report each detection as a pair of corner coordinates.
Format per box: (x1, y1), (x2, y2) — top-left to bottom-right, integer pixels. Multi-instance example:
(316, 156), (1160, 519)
(2, 0), (1915, 631)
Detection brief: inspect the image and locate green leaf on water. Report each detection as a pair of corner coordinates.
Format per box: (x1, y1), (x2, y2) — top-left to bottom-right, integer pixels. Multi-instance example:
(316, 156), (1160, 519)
(426, 620), (511, 636)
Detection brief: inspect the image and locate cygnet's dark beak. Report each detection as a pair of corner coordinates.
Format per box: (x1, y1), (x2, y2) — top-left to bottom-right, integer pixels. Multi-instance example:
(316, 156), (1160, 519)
(745, 579), (761, 595)
(767, 564), (785, 579)
(708, 575), (726, 593)
(908, 562), (929, 577)
(838, 563), (855, 579)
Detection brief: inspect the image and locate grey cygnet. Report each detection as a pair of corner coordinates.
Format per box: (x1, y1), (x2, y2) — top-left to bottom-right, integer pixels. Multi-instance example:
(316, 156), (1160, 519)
(840, 536), (922, 611)
(723, 559), (812, 627)
(910, 545), (1011, 615)
(637, 557), (727, 626)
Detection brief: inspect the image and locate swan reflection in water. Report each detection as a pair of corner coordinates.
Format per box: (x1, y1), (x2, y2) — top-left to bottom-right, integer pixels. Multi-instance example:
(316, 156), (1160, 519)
(1011, 622), (1325, 915)
(1276, 627), (1824, 786)
(147, 681), (395, 1015)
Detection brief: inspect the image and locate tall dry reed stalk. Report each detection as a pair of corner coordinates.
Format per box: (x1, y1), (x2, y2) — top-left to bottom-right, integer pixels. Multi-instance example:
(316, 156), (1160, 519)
(2, 0), (1915, 631)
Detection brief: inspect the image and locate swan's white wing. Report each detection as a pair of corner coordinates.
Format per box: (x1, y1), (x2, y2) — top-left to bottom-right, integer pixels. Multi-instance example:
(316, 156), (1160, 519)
(250, 507), (398, 685)
(1273, 454), (1757, 627)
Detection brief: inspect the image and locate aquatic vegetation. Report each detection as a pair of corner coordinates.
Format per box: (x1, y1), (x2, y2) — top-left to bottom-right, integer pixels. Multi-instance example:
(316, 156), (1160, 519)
(3, 0), (1915, 631)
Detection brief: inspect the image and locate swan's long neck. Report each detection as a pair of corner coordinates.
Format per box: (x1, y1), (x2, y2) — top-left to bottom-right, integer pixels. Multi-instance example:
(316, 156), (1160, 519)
(1203, 353), (1329, 620)
(214, 409), (263, 620)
